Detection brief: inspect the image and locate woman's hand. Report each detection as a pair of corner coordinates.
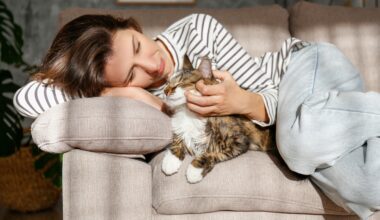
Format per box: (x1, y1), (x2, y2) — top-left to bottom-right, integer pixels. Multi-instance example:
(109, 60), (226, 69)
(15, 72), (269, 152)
(185, 70), (269, 122)
(101, 87), (165, 112)
(185, 70), (244, 116)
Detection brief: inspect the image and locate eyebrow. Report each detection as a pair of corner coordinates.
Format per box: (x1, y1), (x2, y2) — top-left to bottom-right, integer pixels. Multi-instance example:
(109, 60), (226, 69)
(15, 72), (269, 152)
(123, 35), (136, 85)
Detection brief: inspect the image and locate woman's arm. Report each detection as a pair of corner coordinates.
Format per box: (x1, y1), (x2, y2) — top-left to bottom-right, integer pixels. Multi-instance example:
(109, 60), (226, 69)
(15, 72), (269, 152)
(101, 87), (167, 112)
(13, 80), (72, 118)
(173, 14), (276, 126)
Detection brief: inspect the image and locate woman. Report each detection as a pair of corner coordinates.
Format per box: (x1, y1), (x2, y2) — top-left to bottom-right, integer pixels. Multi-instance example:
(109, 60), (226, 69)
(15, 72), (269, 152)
(13, 14), (379, 219)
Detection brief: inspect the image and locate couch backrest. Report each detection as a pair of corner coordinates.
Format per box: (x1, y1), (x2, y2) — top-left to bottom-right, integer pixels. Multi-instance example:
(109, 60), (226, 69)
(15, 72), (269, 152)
(60, 3), (380, 92)
(59, 5), (290, 58)
(290, 1), (380, 92)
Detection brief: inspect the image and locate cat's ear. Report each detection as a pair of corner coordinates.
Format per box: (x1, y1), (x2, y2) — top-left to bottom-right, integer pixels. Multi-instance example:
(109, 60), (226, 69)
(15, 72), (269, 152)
(198, 57), (213, 79)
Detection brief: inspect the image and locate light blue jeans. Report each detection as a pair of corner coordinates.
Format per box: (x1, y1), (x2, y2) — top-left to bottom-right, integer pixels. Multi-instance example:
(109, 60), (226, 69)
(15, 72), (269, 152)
(277, 42), (380, 219)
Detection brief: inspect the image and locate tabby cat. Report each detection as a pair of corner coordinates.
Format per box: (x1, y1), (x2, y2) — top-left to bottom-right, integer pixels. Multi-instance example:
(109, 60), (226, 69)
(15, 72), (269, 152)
(161, 57), (275, 183)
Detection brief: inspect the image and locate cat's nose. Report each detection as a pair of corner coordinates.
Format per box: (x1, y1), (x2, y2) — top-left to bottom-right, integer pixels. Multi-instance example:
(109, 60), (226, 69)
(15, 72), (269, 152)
(164, 87), (172, 96)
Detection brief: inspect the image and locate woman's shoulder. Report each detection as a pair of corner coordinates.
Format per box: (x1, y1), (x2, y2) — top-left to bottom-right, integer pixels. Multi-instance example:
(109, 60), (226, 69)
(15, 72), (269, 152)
(187, 13), (219, 23)
(172, 13), (219, 27)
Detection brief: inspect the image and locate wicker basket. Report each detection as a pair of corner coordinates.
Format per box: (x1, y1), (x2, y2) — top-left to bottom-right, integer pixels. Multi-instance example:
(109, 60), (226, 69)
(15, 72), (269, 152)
(0, 147), (61, 212)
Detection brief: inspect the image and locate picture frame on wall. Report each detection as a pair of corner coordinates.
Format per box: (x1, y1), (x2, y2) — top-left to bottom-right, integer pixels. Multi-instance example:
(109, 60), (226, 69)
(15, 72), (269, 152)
(116, 0), (195, 5)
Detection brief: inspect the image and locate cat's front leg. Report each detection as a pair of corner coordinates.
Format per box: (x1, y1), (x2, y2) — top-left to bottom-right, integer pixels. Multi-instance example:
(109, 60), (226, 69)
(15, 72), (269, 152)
(162, 135), (186, 176)
(186, 153), (215, 184)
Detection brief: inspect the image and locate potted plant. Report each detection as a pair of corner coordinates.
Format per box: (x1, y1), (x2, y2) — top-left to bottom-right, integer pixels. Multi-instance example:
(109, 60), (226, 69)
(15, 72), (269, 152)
(0, 0), (61, 212)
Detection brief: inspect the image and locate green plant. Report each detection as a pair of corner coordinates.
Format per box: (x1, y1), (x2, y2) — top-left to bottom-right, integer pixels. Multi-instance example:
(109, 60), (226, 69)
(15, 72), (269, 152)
(31, 143), (63, 188)
(0, 0), (62, 188)
(0, 0), (24, 156)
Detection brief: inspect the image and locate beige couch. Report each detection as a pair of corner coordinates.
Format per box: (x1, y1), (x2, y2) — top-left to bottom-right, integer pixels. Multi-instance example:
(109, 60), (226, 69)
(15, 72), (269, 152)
(31, 2), (380, 220)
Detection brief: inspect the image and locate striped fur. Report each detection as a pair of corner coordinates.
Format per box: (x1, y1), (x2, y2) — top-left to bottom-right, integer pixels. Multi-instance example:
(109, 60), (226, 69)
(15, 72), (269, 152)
(161, 59), (276, 183)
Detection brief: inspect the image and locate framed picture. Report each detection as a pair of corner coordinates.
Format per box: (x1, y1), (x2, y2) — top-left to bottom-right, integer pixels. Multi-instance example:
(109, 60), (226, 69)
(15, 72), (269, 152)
(116, 0), (195, 5)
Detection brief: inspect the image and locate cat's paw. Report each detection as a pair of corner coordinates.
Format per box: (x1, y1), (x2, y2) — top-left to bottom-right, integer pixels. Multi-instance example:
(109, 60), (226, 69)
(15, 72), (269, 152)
(186, 164), (204, 184)
(162, 150), (182, 176)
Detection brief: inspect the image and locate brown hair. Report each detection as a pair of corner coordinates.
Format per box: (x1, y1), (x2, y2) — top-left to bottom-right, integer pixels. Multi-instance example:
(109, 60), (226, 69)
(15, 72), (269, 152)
(33, 14), (142, 97)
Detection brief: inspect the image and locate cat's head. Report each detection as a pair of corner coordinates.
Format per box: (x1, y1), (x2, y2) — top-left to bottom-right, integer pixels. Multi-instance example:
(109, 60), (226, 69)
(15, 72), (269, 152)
(164, 57), (217, 109)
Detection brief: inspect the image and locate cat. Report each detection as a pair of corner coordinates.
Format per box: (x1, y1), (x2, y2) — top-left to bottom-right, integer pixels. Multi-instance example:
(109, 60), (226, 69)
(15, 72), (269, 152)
(161, 57), (276, 184)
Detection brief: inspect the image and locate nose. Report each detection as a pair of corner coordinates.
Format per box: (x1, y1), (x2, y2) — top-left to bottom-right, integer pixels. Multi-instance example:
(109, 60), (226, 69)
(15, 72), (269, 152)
(135, 56), (160, 75)
(164, 86), (173, 96)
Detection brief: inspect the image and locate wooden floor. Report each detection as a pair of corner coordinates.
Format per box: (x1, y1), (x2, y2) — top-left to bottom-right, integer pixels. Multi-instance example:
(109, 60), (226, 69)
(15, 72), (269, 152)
(0, 197), (62, 220)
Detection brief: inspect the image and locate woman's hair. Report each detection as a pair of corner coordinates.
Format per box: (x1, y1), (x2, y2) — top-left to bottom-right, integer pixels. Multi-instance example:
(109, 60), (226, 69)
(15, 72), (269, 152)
(33, 14), (142, 97)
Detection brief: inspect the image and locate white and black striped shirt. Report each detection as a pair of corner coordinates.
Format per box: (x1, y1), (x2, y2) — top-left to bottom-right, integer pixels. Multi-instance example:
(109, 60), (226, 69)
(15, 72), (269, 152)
(13, 13), (309, 126)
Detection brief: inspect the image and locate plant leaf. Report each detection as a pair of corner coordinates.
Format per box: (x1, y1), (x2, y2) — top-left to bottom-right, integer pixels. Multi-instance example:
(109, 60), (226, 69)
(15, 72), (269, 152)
(52, 175), (62, 188)
(0, 68), (22, 156)
(34, 153), (57, 170)
(0, 1), (23, 65)
(44, 161), (61, 179)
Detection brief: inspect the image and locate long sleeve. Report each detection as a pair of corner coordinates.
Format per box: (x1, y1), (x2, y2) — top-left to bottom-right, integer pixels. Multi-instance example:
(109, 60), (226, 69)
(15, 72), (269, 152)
(156, 14), (310, 126)
(13, 80), (73, 118)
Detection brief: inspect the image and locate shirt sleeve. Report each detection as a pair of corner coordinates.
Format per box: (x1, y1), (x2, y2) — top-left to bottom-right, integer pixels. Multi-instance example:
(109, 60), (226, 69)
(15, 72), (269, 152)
(13, 80), (73, 118)
(155, 14), (309, 126)
(192, 14), (278, 127)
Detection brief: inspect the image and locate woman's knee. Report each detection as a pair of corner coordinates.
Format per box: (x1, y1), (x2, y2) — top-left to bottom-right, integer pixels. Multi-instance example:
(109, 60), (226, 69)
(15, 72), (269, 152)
(276, 125), (314, 165)
(349, 177), (380, 208)
(315, 42), (364, 91)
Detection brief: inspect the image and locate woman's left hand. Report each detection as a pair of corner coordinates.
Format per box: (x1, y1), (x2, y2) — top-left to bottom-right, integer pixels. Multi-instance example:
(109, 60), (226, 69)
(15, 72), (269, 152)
(185, 70), (248, 116)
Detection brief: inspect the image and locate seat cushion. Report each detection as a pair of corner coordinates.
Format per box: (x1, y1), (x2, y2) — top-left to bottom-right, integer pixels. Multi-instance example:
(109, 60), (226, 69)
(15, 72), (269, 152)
(289, 1), (380, 92)
(150, 150), (351, 215)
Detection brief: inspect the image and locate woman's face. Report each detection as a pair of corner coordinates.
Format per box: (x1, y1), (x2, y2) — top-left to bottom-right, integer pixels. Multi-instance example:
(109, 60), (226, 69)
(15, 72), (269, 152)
(104, 28), (174, 89)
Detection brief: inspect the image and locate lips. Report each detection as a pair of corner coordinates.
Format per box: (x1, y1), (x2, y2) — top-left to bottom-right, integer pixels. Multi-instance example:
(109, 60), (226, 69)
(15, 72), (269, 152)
(158, 58), (165, 77)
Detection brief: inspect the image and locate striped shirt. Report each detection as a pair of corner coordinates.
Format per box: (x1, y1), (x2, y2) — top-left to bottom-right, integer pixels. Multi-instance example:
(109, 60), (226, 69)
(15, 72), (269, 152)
(13, 13), (309, 126)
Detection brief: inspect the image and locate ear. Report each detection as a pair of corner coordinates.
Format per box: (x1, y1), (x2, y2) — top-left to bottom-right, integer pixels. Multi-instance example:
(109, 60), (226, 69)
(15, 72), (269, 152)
(197, 57), (213, 79)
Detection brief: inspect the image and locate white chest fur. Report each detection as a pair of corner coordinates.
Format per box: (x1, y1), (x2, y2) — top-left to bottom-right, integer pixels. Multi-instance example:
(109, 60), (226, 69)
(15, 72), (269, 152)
(171, 107), (208, 156)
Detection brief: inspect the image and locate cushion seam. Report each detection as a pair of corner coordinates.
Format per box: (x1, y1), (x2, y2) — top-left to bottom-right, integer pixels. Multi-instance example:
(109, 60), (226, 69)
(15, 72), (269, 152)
(38, 137), (171, 146)
(154, 195), (348, 214)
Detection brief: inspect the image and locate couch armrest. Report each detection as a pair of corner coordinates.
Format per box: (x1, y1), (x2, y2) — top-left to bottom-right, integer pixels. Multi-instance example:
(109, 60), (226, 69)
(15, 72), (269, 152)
(62, 149), (152, 220)
(31, 97), (172, 155)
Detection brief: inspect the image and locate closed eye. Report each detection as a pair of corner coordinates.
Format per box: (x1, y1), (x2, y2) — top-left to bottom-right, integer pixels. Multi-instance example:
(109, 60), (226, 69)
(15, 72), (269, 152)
(123, 37), (140, 85)
(136, 41), (140, 53)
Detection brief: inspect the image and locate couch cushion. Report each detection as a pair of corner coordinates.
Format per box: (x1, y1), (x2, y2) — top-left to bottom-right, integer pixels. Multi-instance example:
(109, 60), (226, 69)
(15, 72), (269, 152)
(31, 97), (172, 154)
(290, 1), (380, 92)
(151, 150), (351, 215)
(63, 149), (152, 220)
(60, 5), (290, 57)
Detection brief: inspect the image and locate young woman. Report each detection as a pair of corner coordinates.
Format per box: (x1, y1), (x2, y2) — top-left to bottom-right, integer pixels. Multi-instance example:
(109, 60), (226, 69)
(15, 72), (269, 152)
(13, 14), (379, 219)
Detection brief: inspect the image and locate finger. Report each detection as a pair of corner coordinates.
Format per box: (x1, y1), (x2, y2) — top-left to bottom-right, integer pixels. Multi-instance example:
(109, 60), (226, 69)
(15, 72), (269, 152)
(187, 102), (216, 116)
(195, 81), (225, 96)
(212, 70), (230, 80)
(186, 92), (221, 107)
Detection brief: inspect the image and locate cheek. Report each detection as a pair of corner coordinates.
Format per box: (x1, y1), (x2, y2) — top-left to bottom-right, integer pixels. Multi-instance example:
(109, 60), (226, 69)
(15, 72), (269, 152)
(129, 72), (154, 88)
(183, 85), (200, 96)
(104, 62), (126, 86)
(173, 87), (186, 98)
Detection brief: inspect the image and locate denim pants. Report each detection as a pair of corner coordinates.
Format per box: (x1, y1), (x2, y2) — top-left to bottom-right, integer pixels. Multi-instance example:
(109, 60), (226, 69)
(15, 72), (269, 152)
(276, 42), (380, 219)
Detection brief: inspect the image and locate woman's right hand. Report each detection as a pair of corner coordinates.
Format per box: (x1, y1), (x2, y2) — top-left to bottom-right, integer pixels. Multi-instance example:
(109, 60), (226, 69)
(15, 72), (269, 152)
(101, 87), (165, 112)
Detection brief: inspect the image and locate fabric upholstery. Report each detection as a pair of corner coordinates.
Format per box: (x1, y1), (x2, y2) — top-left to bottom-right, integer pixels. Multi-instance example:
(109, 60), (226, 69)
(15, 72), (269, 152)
(153, 212), (360, 220)
(290, 1), (380, 92)
(150, 150), (349, 215)
(60, 5), (291, 57)
(53, 2), (380, 219)
(31, 97), (172, 154)
(62, 150), (152, 220)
